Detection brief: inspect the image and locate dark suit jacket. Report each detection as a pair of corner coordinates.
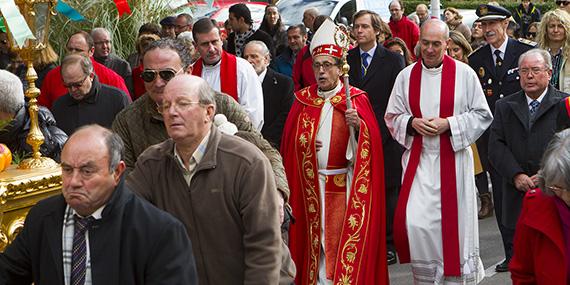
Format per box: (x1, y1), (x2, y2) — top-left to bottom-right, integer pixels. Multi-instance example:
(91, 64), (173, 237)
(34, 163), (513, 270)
(347, 45), (405, 188)
(227, 29), (275, 57)
(488, 86), (568, 229)
(557, 96), (570, 131)
(468, 38), (534, 170)
(0, 178), (198, 285)
(261, 68), (294, 148)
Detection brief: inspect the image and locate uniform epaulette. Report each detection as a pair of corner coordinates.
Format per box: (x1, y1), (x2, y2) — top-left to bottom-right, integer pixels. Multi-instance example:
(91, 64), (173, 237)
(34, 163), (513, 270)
(517, 38), (537, 47)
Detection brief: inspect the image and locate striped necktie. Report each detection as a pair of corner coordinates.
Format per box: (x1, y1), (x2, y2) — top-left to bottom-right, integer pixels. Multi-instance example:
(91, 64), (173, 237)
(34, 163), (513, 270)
(71, 215), (94, 285)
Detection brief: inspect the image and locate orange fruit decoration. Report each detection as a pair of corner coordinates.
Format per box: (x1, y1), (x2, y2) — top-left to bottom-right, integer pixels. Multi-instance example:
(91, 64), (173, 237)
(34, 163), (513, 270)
(0, 143), (12, 172)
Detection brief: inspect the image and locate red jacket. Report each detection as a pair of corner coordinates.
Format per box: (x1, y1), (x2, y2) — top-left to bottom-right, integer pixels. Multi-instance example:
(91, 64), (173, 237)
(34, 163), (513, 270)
(38, 57), (130, 109)
(510, 188), (568, 285)
(388, 17), (419, 60)
(292, 45), (315, 91)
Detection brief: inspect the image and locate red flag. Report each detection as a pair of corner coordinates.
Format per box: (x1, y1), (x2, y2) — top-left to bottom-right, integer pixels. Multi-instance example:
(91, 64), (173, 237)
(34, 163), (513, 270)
(113, 0), (131, 17)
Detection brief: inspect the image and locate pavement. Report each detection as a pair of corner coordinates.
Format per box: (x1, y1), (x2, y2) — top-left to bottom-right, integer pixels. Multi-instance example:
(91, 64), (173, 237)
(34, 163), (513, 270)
(388, 213), (513, 284)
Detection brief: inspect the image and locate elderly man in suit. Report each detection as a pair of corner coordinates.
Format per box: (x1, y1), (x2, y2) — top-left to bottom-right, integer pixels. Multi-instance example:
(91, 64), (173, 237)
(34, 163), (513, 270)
(243, 40), (294, 148)
(489, 48), (569, 273)
(468, 4), (534, 272)
(0, 125), (198, 285)
(347, 9), (405, 266)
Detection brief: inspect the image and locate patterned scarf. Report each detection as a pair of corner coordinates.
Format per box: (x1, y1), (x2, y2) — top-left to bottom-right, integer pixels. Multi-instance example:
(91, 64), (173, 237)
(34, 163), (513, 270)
(234, 27), (254, 57)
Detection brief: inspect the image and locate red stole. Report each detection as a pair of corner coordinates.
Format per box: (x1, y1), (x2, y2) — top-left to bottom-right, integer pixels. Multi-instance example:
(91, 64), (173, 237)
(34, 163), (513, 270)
(192, 51), (239, 101)
(393, 55), (461, 277)
(282, 84), (387, 285)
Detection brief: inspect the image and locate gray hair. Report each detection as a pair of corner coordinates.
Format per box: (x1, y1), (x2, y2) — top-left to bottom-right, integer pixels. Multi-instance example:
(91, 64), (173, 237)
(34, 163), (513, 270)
(177, 31), (193, 43)
(538, 129), (570, 196)
(518, 48), (553, 70)
(196, 79), (216, 108)
(142, 38), (192, 70)
(0, 70), (25, 115)
(61, 54), (94, 76)
(72, 124), (124, 172)
(90, 27), (111, 40)
(245, 40), (270, 56)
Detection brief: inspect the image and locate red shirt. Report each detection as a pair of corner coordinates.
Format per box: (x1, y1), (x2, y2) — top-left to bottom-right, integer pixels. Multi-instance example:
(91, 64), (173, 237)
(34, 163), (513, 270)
(389, 16), (420, 60)
(292, 45), (315, 91)
(39, 58), (130, 109)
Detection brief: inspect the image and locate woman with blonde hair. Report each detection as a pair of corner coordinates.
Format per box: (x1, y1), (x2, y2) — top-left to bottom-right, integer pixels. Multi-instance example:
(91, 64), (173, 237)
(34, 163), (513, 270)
(444, 7), (471, 41)
(447, 30), (473, 63)
(537, 9), (570, 92)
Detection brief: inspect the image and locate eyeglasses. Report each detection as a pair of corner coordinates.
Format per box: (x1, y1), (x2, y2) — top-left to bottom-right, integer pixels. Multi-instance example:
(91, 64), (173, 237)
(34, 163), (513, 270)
(141, 68), (183, 83)
(557, 1), (570, 6)
(63, 74), (89, 89)
(526, 32), (536, 37)
(312, 62), (337, 71)
(519, 67), (548, 76)
(157, 100), (201, 114)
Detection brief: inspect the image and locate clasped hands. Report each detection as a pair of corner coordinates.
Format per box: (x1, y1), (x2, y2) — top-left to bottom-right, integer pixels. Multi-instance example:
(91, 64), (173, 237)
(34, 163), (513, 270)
(412, 117), (450, 136)
(513, 173), (539, 193)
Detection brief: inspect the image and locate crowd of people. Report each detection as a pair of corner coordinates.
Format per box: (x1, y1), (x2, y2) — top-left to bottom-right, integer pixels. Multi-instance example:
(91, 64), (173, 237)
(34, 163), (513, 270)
(0, 0), (569, 284)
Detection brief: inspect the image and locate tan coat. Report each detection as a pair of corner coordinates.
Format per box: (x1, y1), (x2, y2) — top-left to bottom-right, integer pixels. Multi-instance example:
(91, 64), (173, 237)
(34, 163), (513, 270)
(127, 127), (283, 284)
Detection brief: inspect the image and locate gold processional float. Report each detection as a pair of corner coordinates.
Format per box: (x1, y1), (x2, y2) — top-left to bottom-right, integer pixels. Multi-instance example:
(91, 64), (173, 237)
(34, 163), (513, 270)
(0, 0), (62, 251)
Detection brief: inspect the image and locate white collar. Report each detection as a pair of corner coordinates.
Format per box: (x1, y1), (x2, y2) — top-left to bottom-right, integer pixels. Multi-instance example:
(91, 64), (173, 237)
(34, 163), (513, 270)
(73, 205), (105, 220)
(258, 68), (267, 83)
(525, 87), (548, 105)
(317, 81), (343, 99)
(359, 43), (377, 59)
(490, 38), (508, 57)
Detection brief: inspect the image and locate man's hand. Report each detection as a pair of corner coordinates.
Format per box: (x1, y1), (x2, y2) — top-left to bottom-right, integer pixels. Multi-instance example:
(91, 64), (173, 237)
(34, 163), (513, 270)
(513, 173), (535, 192)
(345, 109), (360, 129)
(412, 118), (450, 136)
(429, 118), (450, 135)
(412, 118), (438, 136)
(316, 140), (323, 152)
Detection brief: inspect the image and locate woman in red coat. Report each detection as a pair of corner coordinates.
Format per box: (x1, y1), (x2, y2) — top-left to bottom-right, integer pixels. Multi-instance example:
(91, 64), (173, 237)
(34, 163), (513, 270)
(510, 129), (570, 285)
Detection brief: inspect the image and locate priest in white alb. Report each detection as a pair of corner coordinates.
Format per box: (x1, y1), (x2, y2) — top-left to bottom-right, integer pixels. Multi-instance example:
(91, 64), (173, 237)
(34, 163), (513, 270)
(191, 18), (264, 130)
(385, 19), (493, 284)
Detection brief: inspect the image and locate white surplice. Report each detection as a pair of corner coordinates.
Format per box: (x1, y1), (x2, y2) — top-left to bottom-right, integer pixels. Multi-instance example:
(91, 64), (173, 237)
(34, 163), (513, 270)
(385, 60), (493, 284)
(200, 56), (265, 130)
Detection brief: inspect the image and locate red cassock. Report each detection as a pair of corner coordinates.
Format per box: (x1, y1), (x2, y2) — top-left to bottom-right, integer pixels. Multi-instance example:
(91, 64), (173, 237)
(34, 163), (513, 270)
(281, 84), (388, 285)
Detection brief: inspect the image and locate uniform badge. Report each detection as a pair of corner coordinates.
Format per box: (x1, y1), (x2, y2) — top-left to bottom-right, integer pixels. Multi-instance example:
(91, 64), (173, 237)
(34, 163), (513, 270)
(486, 89), (493, 97)
(478, 67), (485, 78)
(479, 6), (488, 16)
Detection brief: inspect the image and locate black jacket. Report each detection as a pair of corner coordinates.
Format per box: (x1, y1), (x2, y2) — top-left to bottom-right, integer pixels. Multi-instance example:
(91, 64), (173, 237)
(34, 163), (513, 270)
(488, 86), (568, 229)
(261, 68), (294, 149)
(468, 38), (534, 170)
(0, 178), (198, 285)
(0, 104), (67, 161)
(52, 77), (129, 135)
(347, 45), (405, 188)
(227, 29), (275, 57)
(513, 3), (541, 37)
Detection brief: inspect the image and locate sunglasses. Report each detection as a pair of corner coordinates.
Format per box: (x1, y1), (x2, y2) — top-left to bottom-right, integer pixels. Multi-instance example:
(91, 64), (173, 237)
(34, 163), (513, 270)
(527, 32), (536, 37)
(63, 74), (89, 89)
(557, 1), (570, 6)
(141, 68), (183, 83)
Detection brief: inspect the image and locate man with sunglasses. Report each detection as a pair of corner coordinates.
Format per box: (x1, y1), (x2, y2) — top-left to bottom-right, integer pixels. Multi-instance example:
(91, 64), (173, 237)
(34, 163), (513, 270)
(51, 54), (129, 135)
(39, 31), (129, 110)
(112, 38), (290, 207)
(191, 18), (264, 130)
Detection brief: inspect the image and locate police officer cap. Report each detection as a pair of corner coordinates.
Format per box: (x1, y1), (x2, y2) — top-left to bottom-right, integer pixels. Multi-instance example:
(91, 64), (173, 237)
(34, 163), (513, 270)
(476, 4), (511, 21)
(160, 16), (176, 27)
